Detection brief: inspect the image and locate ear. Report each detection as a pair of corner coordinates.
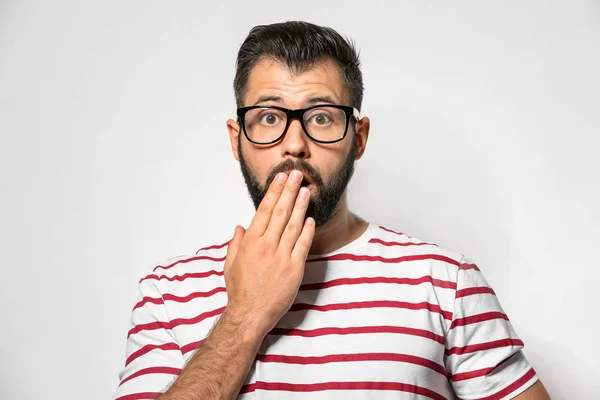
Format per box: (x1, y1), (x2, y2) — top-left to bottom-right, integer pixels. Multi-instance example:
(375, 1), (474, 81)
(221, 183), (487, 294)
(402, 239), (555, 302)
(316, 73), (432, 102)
(227, 118), (241, 161)
(354, 116), (370, 160)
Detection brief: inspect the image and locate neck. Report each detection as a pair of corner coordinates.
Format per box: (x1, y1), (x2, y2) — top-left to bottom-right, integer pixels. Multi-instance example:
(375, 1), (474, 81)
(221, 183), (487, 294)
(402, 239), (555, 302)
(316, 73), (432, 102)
(308, 192), (368, 255)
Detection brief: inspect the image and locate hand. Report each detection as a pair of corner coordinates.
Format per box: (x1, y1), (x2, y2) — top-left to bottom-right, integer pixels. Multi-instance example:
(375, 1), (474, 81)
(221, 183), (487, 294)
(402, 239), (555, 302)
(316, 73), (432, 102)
(223, 170), (316, 338)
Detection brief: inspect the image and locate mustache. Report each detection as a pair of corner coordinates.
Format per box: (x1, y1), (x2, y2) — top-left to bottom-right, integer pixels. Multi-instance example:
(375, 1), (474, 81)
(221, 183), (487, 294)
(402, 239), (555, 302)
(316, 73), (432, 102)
(265, 159), (323, 188)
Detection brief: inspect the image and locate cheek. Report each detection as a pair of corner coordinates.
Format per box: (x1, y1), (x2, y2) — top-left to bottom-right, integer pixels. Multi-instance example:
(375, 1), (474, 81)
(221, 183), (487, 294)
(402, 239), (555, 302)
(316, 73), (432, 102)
(315, 150), (347, 179)
(244, 147), (281, 182)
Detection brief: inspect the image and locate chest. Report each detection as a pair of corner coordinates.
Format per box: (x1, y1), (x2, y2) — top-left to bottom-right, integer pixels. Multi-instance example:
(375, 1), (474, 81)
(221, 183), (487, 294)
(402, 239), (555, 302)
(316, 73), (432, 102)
(240, 292), (454, 398)
(170, 263), (457, 399)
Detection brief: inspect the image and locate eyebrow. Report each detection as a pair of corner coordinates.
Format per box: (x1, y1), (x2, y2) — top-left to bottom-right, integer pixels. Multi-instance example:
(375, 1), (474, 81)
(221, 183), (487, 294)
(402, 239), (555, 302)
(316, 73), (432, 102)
(253, 95), (283, 105)
(253, 95), (339, 107)
(305, 95), (337, 105)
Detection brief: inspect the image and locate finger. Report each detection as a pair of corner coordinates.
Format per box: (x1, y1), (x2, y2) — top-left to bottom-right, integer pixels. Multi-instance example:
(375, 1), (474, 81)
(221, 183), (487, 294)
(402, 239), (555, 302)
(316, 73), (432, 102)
(247, 172), (289, 236)
(279, 186), (310, 254)
(264, 169), (303, 241)
(291, 217), (316, 265)
(224, 225), (245, 271)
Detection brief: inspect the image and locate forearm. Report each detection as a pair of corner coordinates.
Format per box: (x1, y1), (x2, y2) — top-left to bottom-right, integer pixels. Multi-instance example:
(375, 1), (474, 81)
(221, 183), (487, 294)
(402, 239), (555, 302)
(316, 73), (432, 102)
(158, 310), (264, 400)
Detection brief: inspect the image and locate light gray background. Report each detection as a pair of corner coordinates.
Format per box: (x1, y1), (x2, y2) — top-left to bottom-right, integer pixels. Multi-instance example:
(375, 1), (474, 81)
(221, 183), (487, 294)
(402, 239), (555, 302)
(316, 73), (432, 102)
(1, 1), (598, 399)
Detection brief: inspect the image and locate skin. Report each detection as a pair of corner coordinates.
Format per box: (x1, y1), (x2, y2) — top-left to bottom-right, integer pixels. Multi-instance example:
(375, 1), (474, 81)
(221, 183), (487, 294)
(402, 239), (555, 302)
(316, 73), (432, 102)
(227, 57), (371, 255)
(158, 57), (550, 399)
(158, 170), (315, 400)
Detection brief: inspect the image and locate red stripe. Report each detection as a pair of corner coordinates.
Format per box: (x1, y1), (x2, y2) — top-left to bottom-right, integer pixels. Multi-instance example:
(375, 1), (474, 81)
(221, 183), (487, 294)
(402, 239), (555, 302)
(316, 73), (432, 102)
(139, 276), (457, 311)
(142, 254), (458, 284)
(152, 255), (227, 273)
(368, 238), (438, 247)
(446, 338), (524, 356)
(140, 269), (223, 284)
(166, 326), (445, 357)
(240, 380), (446, 400)
(127, 306), (226, 338)
(125, 343), (181, 367)
(119, 366), (181, 386)
(449, 352), (523, 382)
(133, 287), (227, 311)
(195, 239), (230, 255)
(478, 367), (537, 400)
(308, 253), (460, 267)
(143, 255), (459, 284)
(289, 300), (453, 320)
(269, 325), (445, 345)
(127, 320), (171, 339)
(257, 352), (446, 375)
(451, 365), (497, 381)
(450, 312), (509, 329)
(115, 392), (162, 400)
(181, 339), (205, 355)
(134, 276), (456, 312)
(455, 286), (496, 298)
(132, 296), (164, 311)
(300, 276), (456, 291)
(378, 226), (406, 236)
(459, 262), (480, 271)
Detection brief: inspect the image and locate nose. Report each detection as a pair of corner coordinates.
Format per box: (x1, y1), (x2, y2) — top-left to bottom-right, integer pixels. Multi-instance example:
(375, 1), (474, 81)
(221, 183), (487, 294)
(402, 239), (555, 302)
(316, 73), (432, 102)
(280, 118), (310, 158)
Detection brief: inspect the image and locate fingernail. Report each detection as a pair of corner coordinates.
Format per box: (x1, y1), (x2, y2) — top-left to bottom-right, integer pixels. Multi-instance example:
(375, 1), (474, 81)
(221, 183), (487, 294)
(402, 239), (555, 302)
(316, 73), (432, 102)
(276, 173), (287, 184)
(291, 170), (302, 181)
(299, 187), (309, 199)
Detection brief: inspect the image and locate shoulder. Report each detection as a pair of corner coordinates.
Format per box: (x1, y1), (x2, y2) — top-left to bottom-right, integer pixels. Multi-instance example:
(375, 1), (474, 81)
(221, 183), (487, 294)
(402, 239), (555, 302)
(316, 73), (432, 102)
(137, 232), (233, 290)
(368, 223), (466, 270)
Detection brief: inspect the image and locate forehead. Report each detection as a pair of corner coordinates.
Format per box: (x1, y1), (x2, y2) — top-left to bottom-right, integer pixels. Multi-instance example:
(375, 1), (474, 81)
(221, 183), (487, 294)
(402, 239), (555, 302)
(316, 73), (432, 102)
(244, 57), (348, 106)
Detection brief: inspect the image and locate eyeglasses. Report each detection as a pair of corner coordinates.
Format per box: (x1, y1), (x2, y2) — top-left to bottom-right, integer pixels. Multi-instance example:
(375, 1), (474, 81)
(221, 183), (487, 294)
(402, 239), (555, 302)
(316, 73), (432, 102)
(237, 104), (360, 145)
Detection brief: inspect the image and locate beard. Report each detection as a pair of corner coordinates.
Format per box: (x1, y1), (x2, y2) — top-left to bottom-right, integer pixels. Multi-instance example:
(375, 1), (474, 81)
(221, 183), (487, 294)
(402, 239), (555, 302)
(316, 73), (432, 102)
(238, 133), (358, 228)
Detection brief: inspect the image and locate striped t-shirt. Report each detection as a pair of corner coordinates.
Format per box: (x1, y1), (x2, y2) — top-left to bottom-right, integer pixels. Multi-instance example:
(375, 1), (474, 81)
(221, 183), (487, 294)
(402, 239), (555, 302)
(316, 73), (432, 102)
(114, 223), (538, 400)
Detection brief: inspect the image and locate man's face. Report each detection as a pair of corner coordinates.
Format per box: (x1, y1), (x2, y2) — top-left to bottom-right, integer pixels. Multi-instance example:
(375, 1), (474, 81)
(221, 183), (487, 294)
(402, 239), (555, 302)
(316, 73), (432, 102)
(228, 58), (366, 228)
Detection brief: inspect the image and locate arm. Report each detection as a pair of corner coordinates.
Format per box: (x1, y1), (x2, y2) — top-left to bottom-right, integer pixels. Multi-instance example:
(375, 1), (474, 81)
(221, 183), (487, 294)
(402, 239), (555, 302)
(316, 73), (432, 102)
(158, 170), (314, 399)
(513, 381), (551, 399)
(113, 279), (186, 400)
(445, 257), (549, 399)
(158, 309), (264, 400)
(116, 171), (312, 399)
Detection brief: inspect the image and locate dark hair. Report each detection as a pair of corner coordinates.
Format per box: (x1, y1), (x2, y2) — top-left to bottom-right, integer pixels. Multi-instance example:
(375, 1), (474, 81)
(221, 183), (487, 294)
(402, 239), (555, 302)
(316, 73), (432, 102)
(233, 21), (364, 111)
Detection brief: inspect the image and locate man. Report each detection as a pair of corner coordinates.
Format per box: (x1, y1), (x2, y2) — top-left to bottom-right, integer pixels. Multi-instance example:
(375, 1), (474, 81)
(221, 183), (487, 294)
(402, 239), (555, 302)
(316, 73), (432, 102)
(114, 21), (550, 399)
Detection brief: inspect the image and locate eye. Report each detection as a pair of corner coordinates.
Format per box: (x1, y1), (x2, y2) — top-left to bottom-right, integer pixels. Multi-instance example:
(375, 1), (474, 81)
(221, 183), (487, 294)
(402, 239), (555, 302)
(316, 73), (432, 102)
(308, 113), (332, 126)
(259, 113), (282, 125)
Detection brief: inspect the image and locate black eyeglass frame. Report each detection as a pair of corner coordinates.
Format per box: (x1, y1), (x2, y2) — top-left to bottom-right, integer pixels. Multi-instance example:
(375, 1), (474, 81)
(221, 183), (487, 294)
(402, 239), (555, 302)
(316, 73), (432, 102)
(236, 104), (361, 145)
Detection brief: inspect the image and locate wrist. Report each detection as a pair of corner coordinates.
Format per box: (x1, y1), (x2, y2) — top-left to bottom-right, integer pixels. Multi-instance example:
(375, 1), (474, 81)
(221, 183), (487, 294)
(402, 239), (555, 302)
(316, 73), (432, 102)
(220, 307), (268, 346)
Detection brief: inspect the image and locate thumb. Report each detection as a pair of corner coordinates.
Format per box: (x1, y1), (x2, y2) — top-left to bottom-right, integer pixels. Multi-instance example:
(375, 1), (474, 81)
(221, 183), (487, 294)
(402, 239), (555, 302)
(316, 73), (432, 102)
(225, 225), (245, 265)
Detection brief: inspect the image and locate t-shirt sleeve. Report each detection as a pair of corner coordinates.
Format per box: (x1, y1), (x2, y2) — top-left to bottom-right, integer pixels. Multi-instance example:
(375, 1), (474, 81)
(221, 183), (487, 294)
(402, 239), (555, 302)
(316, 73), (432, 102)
(444, 256), (539, 399)
(113, 278), (185, 400)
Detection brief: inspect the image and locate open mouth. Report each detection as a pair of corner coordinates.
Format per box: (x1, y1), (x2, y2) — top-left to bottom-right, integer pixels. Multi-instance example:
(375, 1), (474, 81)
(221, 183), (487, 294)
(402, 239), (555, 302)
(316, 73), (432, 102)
(281, 170), (314, 188)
